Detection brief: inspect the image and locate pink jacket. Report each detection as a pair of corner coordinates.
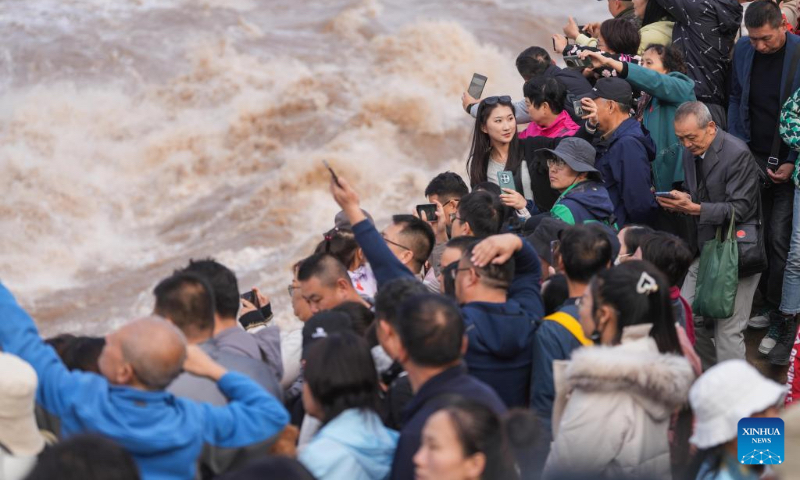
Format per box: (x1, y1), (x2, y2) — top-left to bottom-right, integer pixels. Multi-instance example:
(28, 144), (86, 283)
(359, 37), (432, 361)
(518, 110), (579, 139)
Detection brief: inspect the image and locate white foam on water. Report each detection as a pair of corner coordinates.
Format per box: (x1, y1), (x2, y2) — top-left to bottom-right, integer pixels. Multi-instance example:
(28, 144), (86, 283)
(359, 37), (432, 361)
(0, 0), (606, 334)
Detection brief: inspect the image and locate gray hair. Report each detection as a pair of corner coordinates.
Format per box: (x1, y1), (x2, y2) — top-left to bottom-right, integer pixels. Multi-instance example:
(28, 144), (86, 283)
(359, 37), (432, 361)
(674, 101), (713, 129)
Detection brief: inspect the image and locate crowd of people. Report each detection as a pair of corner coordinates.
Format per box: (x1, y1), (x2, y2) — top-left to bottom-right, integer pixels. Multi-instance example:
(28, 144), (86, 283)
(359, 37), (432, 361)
(4, 0), (800, 479)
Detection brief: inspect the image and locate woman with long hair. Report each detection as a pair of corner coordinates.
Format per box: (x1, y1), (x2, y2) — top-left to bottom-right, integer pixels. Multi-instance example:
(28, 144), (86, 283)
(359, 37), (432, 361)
(466, 96), (562, 217)
(545, 261), (695, 480)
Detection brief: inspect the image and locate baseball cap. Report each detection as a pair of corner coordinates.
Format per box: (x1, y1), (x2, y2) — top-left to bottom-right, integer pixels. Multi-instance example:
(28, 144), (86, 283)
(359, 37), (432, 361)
(537, 137), (599, 174)
(301, 311), (354, 359)
(582, 77), (634, 106)
(527, 217), (569, 266)
(334, 209), (374, 231)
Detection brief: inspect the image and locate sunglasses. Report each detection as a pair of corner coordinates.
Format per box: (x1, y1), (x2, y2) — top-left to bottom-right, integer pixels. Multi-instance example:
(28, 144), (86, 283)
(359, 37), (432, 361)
(482, 95), (512, 106)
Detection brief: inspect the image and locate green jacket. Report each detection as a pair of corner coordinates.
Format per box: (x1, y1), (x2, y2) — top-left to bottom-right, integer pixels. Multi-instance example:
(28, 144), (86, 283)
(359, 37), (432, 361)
(623, 63), (696, 191)
(779, 85), (800, 188)
(638, 21), (674, 54)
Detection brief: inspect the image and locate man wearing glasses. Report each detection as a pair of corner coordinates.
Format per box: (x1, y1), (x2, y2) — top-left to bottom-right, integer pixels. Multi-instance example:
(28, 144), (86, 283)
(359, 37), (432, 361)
(330, 176), (543, 408)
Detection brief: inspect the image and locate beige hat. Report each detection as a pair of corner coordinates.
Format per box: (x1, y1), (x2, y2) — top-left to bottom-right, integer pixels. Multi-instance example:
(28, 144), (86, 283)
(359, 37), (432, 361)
(0, 352), (46, 456)
(689, 360), (785, 449)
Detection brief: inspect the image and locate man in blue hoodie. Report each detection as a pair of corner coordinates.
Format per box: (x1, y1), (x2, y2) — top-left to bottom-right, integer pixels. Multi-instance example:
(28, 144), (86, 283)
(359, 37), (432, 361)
(538, 137), (615, 226)
(577, 78), (659, 226)
(0, 282), (289, 480)
(329, 176), (543, 408)
(530, 225), (612, 440)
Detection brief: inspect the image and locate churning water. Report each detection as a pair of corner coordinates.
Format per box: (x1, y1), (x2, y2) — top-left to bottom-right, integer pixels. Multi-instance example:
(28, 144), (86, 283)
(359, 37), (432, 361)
(0, 0), (606, 336)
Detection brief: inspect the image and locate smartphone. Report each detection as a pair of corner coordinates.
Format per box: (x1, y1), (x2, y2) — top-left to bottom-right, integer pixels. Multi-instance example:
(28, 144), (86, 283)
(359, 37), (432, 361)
(416, 204), (438, 222)
(322, 160), (341, 187)
(240, 290), (260, 309)
(552, 37), (558, 52)
(497, 171), (516, 192)
(654, 191), (675, 199)
(564, 55), (593, 69)
(467, 73), (488, 99)
(578, 24), (587, 35)
(573, 99), (586, 117)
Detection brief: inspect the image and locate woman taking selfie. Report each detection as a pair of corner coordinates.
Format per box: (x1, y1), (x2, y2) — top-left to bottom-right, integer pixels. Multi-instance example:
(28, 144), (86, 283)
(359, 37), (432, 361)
(298, 332), (398, 480)
(544, 261), (695, 480)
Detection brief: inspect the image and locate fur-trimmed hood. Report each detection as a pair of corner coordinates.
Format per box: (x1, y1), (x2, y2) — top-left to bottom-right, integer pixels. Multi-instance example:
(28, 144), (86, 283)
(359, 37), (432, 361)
(565, 324), (696, 419)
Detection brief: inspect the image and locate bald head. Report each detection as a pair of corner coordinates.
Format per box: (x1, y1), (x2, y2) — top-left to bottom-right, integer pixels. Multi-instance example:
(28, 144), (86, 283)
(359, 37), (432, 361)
(104, 316), (187, 391)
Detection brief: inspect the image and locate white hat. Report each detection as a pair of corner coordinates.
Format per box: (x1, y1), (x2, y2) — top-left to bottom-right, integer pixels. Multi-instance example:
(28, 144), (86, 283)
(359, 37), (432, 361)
(0, 352), (46, 456)
(689, 359), (785, 449)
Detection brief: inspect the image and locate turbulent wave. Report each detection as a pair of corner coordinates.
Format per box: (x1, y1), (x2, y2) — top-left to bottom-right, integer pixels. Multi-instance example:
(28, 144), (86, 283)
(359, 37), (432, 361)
(0, 0), (604, 335)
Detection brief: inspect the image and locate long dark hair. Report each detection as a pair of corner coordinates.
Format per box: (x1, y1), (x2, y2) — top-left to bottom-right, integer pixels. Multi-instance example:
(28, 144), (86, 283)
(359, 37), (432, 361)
(466, 98), (523, 187)
(590, 260), (682, 354)
(437, 399), (520, 480)
(303, 332), (380, 425)
(642, 0), (674, 27)
(314, 227), (359, 270)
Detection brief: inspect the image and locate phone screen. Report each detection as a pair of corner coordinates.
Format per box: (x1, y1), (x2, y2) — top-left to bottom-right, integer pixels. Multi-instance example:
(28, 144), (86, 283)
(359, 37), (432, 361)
(468, 74), (488, 99)
(416, 204), (438, 222)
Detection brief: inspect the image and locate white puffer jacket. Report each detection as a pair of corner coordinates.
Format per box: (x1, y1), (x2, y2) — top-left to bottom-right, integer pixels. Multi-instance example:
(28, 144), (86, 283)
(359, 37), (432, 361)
(544, 324), (696, 480)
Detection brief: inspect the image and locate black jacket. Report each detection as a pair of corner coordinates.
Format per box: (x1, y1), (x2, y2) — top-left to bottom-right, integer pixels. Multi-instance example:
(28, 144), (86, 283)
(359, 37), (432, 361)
(516, 135), (564, 212)
(654, 0), (742, 106)
(389, 365), (507, 480)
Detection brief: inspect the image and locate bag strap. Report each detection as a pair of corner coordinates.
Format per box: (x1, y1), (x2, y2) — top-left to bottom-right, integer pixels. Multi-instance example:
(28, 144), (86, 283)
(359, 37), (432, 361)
(544, 311), (593, 346)
(770, 45), (800, 162)
(727, 206), (737, 241)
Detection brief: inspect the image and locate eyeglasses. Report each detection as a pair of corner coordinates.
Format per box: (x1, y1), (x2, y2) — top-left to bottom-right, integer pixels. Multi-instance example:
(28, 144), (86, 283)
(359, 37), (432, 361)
(288, 284), (297, 297)
(482, 95), (512, 106)
(382, 233), (412, 252)
(442, 198), (458, 209)
(546, 158), (568, 171)
(449, 213), (463, 223)
(448, 266), (472, 280)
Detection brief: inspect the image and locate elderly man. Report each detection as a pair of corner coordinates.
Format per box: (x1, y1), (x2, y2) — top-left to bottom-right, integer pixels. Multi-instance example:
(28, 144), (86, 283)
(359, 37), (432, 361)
(0, 282), (289, 480)
(657, 102), (762, 369)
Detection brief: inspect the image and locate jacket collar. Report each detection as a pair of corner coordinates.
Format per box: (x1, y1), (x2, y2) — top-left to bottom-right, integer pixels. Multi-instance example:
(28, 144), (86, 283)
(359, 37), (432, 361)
(699, 128), (725, 176)
(108, 384), (176, 405)
(402, 364), (466, 421)
(564, 324), (695, 415)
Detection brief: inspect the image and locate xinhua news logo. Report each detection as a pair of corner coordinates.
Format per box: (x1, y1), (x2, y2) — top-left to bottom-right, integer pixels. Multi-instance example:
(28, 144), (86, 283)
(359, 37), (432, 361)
(738, 418), (784, 465)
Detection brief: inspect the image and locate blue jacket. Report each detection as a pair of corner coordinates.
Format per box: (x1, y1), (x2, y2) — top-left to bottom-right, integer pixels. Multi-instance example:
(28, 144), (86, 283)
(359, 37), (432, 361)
(353, 219), (416, 287)
(390, 365), (506, 480)
(353, 219), (543, 407)
(0, 283), (289, 480)
(550, 180), (615, 226)
(729, 32), (800, 166)
(299, 409), (398, 480)
(593, 117), (659, 226)
(530, 301), (592, 437)
(461, 240), (543, 408)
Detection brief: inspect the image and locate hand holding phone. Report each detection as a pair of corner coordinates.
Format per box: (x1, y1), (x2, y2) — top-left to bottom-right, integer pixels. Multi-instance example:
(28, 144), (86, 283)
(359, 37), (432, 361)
(467, 73), (488, 100)
(322, 160), (341, 188)
(416, 204), (438, 222)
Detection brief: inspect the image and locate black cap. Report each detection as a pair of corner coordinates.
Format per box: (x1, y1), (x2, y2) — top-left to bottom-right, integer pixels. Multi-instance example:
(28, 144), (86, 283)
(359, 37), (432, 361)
(583, 77), (633, 106)
(526, 217), (569, 266)
(301, 311), (353, 359)
(537, 137), (599, 174)
(334, 210), (374, 231)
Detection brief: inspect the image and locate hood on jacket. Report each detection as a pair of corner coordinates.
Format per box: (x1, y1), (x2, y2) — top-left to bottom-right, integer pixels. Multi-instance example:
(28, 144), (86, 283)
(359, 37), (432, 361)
(605, 118), (657, 162)
(462, 300), (535, 360)
(303, 409), (398, 479)
(561, 181), (615, 221)
(565, 325), (695, 419)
